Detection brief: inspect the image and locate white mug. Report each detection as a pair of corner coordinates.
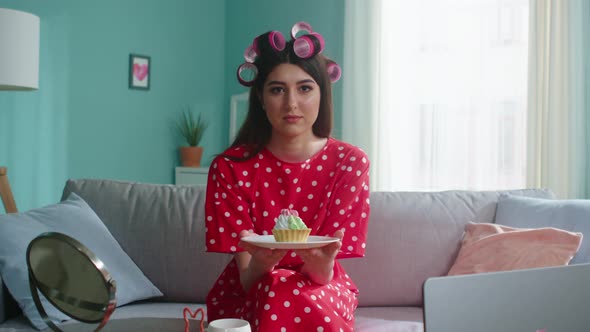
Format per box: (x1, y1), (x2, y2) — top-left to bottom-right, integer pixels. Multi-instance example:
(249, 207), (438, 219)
(207, 318), (251, 332)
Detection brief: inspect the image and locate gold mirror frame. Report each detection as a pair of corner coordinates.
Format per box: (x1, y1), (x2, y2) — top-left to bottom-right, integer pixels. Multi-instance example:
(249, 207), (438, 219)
(26, 232), (117, 331)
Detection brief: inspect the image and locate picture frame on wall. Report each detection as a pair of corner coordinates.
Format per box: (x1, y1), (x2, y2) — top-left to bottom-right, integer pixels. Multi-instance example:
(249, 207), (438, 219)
(129, 54), (150, 90)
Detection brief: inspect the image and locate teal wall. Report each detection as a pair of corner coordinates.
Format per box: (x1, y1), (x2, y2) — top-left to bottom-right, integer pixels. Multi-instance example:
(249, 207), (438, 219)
(0, 0), (227, 211)
(1, 1), (587, 209)
(0, 0), (346, 212)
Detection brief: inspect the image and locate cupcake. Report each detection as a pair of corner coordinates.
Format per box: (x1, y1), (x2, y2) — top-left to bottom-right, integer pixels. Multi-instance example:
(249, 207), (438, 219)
(272, 209), (311, 242)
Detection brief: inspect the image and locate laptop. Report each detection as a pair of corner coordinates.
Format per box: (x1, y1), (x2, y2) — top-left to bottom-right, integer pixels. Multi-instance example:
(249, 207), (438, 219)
(423, 263), (590, 332)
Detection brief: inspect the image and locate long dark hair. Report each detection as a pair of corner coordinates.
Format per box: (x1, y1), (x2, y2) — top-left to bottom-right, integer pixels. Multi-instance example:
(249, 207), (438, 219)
(225, 39), (334, 161)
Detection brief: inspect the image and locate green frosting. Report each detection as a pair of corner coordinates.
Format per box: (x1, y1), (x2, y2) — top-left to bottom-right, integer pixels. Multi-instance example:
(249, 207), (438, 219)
(288, 215), (308, 230)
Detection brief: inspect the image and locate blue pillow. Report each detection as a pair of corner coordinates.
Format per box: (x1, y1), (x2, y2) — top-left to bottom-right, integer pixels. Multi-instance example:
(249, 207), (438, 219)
(495, 194), (590, 264)
(0, 193), (163, 330)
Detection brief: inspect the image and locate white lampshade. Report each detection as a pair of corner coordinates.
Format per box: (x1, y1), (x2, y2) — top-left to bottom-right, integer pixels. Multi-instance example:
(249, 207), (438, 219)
(0, 8), (40, 91)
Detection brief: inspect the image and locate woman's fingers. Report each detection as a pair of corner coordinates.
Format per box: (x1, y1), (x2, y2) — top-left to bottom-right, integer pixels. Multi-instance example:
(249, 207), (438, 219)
(239, 229), (254, 238)
(325, 238), (342, 254)
(252, 247), (287, 270)
(238, 230), (256, 251)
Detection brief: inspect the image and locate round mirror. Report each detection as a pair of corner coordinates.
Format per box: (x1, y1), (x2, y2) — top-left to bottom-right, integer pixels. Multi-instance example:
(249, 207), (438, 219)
(26, 232), (116, 331)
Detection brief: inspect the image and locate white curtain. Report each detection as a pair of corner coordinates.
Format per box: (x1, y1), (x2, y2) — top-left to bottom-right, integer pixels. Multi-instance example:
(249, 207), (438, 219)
(526, 0), (589, 199)
(344, 0), (530, 192)
(342, 0), (380, 190)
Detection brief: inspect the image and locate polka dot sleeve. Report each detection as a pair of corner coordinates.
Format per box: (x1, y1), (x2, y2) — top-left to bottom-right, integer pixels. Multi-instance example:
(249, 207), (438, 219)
(205, 156), (253, 253)
(318, 148), (371, 259)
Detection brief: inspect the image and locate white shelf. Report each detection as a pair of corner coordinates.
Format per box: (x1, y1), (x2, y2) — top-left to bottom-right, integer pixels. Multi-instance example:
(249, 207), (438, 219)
(175, 167), (209, 186)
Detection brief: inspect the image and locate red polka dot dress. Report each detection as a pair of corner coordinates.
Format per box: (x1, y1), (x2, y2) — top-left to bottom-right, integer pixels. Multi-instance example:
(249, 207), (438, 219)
(205, 138), (370, 332)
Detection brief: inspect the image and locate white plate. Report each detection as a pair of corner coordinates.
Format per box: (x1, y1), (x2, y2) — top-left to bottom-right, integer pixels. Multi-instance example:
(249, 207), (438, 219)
(241, 235), (339, 249)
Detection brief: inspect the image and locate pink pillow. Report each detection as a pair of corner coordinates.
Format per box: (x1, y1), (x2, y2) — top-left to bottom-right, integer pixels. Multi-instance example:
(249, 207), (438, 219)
(447, 222), (582, 276)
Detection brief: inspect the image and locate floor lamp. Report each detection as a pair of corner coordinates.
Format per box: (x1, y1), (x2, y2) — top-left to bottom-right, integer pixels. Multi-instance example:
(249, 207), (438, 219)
(0, 8), (40, 213)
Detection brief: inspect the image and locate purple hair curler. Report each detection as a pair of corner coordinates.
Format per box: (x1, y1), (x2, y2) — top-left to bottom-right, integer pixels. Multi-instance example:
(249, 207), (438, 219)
(252, 31), (286, 55)
(327, 61), (342, 83)
(237, 62), (258, 87)
(291, 21), (313, 39)
(293, 32), (325, 59)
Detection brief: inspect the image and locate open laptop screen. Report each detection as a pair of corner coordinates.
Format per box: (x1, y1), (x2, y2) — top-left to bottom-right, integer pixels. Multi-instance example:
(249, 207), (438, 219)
(423, 263), (590, 332)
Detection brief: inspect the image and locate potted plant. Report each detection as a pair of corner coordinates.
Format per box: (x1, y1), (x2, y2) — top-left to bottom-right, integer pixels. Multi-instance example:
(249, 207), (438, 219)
(177, 108), (208, 167)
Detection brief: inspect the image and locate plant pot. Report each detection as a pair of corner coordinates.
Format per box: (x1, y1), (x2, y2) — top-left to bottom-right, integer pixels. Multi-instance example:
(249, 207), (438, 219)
(180, 146), (204, 167)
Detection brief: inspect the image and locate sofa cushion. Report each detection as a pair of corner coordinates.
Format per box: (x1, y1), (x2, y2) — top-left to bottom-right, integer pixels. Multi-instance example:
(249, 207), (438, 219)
(495, 194), (590, 264)
(354, 306), (423, 332)
(447, 222), (582, 275)
(340, 188), (555, 307)
(0, 193), (162, 330)
(61, 179), (231, 303)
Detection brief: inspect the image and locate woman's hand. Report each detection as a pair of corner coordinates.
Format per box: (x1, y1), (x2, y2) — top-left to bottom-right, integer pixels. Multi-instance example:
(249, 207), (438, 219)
(235, 230), (288, 292)
(294, 230), (343, 285)
(238, 230), (288, 270)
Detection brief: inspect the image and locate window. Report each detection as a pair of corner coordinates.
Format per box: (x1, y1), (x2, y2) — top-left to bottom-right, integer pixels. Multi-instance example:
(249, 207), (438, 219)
(375, 0), (529, 191)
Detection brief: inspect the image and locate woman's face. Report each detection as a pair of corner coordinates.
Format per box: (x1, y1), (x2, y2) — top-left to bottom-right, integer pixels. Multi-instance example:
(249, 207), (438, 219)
(261, 63), (321, 140)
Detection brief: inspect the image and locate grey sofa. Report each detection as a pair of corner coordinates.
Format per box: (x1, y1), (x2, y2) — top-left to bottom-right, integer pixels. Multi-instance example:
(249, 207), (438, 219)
(0, 179), (558, 331)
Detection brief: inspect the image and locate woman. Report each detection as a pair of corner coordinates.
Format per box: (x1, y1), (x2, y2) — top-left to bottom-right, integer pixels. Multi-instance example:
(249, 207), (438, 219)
(205, 22), (370, 331)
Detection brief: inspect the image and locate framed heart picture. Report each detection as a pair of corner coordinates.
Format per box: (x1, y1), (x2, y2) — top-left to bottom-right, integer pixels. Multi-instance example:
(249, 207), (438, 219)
(129, 54), (150, 90)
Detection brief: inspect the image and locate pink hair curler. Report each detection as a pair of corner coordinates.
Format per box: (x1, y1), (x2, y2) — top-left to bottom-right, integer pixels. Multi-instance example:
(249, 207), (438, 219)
(268, 31), (286, 51)
(253, 30), (286, 54)
(244, 44), (257, 63)
(237, 62), (258, 87)
(291, 21), (314, 39)
(327, 61), (342, 83)
(293, 32), (324, 59)
(311, 32), (325, 53)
